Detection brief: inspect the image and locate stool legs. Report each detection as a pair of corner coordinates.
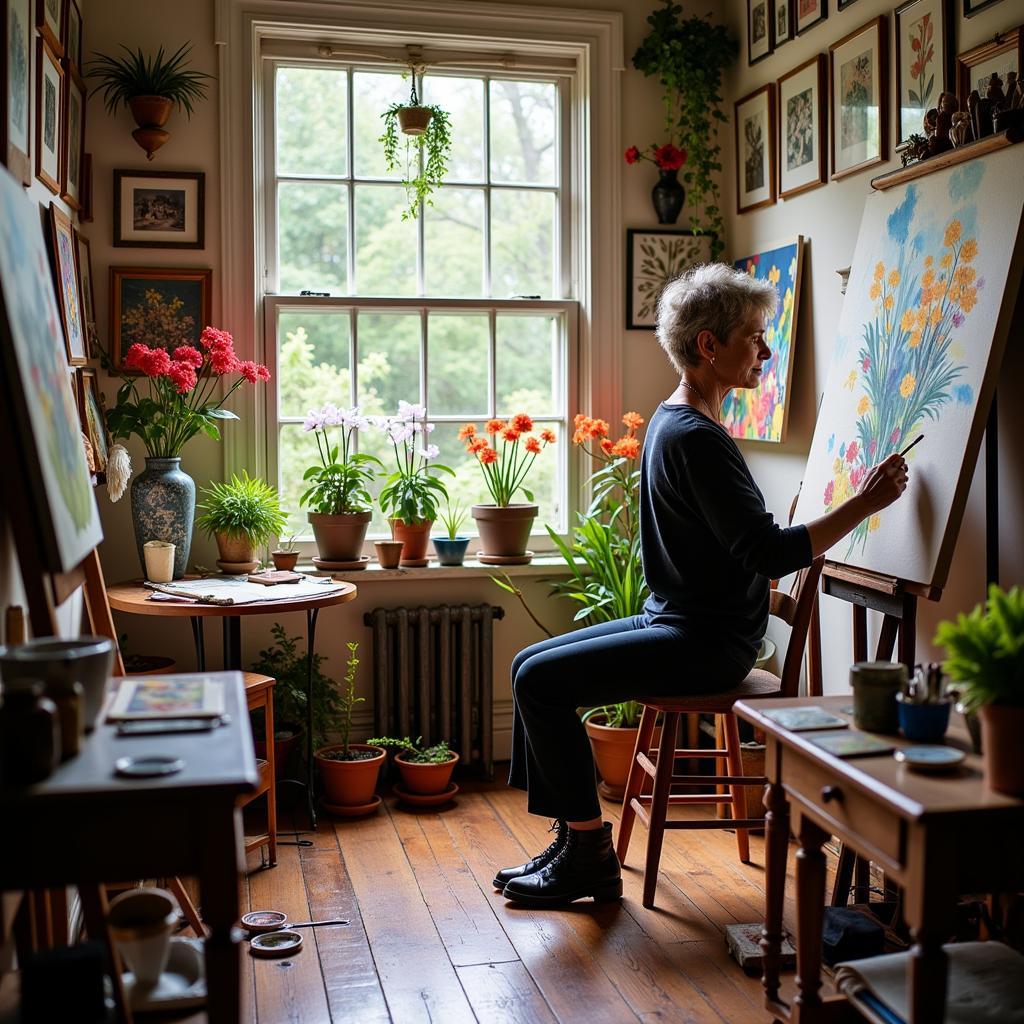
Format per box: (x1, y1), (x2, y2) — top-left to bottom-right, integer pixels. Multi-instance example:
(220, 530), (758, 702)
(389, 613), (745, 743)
(724, 713), (751, 863)
(616, 704), (658, 864)
(643, 711), (680, 908)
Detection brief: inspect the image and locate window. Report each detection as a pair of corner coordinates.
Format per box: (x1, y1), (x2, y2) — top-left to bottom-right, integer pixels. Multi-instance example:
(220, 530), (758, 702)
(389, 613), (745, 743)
(263, 62), (578, 542)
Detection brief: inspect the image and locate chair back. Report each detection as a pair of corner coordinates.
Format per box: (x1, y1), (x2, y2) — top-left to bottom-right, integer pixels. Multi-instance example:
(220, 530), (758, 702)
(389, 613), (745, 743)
(769, 555), (824, 698)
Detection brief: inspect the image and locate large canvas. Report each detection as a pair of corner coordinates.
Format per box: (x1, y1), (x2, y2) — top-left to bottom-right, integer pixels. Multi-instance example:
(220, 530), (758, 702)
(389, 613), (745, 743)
(793, 147), (1024, 590)
(723, 237), (804, 443)
(0, 164), (102, 571)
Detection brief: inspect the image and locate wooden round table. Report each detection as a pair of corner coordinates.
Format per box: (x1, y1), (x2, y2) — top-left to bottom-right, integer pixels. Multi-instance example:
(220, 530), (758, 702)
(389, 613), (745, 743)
(107, 576), (358, 827)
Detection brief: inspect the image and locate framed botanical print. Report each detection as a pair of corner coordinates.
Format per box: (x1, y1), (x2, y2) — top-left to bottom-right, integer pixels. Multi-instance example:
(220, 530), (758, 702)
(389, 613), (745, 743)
(35, 0), (62, 56)
(796, 0), (827, 35)
(74, 228), (96, 353)
(114, 170), (206, 248)
(76, 367), (109, 480)
(61, 0), (80, 71)
(109, 267), (212, 368)
(829, 16), (888, 180)
(963, 0), (1004, 16)
(749, 0), (772, 64)
(778, 55), (827, 198)
(735, 84), (776, 213)
(895, 0), (953, 145)
(956, 28), (1021, 109)
(626, 229), (714, 330)
(60, 66), (85, 210)
(47, 202), (86, 364)
(773, 0), (793, 48)
(2, 0), (32, 184)
(35, 36), (62, 194)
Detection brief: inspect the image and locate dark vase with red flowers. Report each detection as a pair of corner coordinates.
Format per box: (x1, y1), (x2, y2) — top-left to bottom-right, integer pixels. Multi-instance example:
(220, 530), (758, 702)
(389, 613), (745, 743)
(624, 142), (688, 224)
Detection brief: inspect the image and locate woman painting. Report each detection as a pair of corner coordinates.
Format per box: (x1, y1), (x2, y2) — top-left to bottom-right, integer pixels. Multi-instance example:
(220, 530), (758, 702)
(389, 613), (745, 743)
(497, 263), (909, 906)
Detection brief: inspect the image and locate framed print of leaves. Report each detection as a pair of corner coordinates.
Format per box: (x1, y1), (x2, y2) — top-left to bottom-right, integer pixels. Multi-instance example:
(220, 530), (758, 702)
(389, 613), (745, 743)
(895, 0), (953, 145)
(829, 16), (888, 179)
(626, 229), (714, 330)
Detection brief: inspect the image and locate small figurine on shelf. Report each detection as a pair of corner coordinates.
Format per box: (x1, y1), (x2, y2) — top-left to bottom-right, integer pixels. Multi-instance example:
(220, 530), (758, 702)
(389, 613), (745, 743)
(950, 111), (973, 147)
(927, 91), (956, 156)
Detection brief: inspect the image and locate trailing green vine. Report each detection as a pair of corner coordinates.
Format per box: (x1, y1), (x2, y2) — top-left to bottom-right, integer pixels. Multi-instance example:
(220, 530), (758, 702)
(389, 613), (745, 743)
(632, 1), (737, 260)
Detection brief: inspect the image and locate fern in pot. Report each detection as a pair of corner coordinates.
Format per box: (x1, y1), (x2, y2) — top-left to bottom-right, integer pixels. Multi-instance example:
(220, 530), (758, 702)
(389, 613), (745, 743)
(196, 472), (287, 572)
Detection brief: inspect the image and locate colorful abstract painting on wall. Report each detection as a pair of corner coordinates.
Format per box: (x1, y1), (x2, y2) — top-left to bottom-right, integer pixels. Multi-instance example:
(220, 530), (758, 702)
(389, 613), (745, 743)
(722, 237), (804, 443)
(793, 147), (1024, 590)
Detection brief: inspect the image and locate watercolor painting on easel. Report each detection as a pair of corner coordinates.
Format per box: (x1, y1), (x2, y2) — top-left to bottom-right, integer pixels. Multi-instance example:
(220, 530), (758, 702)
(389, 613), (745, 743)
(794, 146), (1024, 589)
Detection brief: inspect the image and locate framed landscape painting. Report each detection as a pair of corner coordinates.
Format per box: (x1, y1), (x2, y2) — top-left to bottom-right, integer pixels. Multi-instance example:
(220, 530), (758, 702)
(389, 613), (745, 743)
(35, 36), (62, 194)
(114, 170), (205, 248)
(830, 16), (888, 180)
(626, 229), (714, 329)
(109, 266), (212, 368)
(778, 54), (827, 199)
(735, 84), (776, 213)
(895, 0), (952, 145)
(3, 0), (32, 185)
(723, 237), (804, 443)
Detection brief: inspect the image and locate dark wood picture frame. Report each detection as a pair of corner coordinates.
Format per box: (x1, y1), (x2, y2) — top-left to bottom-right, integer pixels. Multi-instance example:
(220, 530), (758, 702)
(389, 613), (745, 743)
(76, 366), (109, 481)
(34, 35), (62, 194)
(956, 27), (1022, 110)
(772, 0), (794, 49)
(74, 228), (96, 354)
(963, 0), (1004, 17)
(837, 0), (860, 8)
(60, 63), (85, 210)
(778, 54), (828, 199)
(47, 201), (86, 365)
(749, 0), (773, 65)
(2, 0), (33, 185)
(829, 15), (888, 180)
(79, 150), (93, 221)
(60, 0), (80, 71)
(626, 229), (715, 330)
(113, 169), (206, 249)
(895, 0), (953, 145)
(109, 266), (213, 369)
(735, 83), (777, 213)
(796, 0), (827, 35)
(35, 0), (61, 56)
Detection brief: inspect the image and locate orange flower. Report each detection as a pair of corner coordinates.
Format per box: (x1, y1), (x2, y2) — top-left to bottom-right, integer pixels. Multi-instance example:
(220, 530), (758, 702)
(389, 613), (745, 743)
(478, 446), (499, 464)
(622, 411), (644, 431)
(485, 418), (505, 434)
(961, 238), (978, 262)
(573, 413), (588, 429)
(610, 436), (641, 459)
(586, 418), (610, 440)
(524, 436), (542, 454)
(458, 423), (477, 440)
(540, 428), (557, 444)
(510, 412), (533, 433)
(600, 438), (615, 454)
(943, 219), (962, 248)
(466, 436), (489, 454)
(501, 426), (521, 443)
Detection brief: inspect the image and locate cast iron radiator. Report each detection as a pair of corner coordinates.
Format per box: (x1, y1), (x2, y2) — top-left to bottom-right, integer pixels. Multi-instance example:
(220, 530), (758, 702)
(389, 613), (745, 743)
(363, 604), (505, 778)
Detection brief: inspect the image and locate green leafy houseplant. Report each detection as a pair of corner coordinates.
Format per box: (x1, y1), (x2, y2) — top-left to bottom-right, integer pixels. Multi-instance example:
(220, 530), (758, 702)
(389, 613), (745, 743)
(632, 1), (737, 260)
(300, 405), (382, 515)
(85, 42), (212, 117)
(196, 472), (288, 549)
(318, 641), (379, 762)
(438, 500), (468, 541)
(366, 736), (453, 764)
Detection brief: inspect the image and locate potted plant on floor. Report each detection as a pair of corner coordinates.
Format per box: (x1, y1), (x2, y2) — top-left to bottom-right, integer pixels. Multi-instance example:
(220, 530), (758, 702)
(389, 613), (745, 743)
(314, 642), (386, 814)
(460, 414), (556, 564)
(196, 471), (288, 573)
(432, 499), (470, 566)
(301, 404), (382, 567)
(85, 42), (213, 159)
(935, 584), (1024, 796)
(366, 735), (459, 796)
(374, 401), (454, 566)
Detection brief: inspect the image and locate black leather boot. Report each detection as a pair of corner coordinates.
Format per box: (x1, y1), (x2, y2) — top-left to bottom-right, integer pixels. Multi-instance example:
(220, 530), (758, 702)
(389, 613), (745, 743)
(493, 820), (568, 890)
(501, 822), (622, 906)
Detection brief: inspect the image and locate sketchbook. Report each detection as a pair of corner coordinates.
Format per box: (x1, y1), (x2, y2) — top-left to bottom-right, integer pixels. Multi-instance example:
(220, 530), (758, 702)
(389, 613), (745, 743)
(108, 675), (226, 720)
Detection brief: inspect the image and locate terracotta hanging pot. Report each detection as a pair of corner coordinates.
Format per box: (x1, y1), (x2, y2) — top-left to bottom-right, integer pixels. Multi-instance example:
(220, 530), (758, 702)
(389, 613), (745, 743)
(389, 519), (433, 566)
(471, 503), (538, 564)
(397, 106), (433, 135)
(128, 95), (174, 160)
(308, 511), (372, 562)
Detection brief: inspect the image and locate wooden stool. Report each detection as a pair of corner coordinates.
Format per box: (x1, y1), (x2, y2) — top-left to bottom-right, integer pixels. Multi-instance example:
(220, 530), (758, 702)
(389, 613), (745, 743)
(240, 672), (277, 867)
(616, 557), (824, 909)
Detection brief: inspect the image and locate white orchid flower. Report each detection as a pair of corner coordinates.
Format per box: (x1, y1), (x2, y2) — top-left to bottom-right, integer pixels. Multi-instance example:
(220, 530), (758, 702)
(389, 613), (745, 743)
(418, 444), (440, 460)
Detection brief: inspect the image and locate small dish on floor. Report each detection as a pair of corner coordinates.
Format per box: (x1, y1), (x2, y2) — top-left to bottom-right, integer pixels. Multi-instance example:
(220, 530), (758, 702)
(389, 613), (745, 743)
(393, 782), (459, 807)
(477, 551), (534, 566)
(894, 745), (966, 773)
(250, 930), (303, 958)
(217, 559), (260, 574)
(320, 794), (382, 818)
(312, 556), (370, 571)
(241, 910), (288, 934)
(123, 937), (205, 1011)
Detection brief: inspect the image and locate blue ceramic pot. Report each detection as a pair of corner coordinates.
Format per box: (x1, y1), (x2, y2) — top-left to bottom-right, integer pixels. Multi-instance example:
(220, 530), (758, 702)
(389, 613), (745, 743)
(130, 457), (195, 579)
(897, 698), (952, 743)
(432, 536), (470, 566)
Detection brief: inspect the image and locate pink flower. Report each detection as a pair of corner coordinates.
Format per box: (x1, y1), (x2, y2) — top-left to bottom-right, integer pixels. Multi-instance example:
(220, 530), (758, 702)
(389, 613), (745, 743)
(869, 439), (877, 457)
(123, 343), (151, 372)
(653, 143), (686, 170)
(624, 146), (640, 164)
(862, 356), (871, 371)
(238, 360), (270, 383)
(845, 440), (860, 463)
(890, 427), (902, 445)
(200, 326), (233, 350)
(171, 345), (203, 368)
(166, 361), (198, 394)
(209, 343), (240, 375)
(850, 465), (866, 489)
(141, 347), (172, 377)
(824, 480), (834, 505)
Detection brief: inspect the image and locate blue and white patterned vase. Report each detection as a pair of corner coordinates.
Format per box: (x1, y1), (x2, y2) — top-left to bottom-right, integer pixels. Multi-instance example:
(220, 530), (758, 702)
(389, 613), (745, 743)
(130, 457), (195, 579)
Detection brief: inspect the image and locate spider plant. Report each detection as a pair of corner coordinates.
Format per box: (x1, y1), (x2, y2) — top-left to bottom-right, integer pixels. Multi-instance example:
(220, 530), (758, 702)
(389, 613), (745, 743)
(86, 42), (213, 117)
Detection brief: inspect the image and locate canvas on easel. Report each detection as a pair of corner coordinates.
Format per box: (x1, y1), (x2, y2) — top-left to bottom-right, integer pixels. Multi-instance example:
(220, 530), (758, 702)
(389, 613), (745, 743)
(793, 144), (1024, 590)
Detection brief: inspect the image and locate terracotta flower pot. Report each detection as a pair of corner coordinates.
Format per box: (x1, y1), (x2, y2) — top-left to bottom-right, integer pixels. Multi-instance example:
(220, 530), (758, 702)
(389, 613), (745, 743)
(584, 716), (660, 803)
(271, 550), (299, 571)
(128, 95), (174, 128)
(980, 704), (1024, 796)
(395, 750), (459, 794)
(397, 106), (433, 135)
(309, 511), (372, 561)
(389, 519), (433, 566)
(471, 504), (538, 563)
(215, 532), (257, 564)
(374, 540), (404, 569)
(315, 743), (386, 806)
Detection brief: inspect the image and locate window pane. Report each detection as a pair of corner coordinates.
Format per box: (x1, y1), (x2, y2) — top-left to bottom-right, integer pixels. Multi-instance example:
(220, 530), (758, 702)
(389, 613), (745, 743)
(278, 424), (323, 537)
(496, 314), (559, 416)
(356, 312), (420, 414)
(354, 185), (416, 295)
(430, 422), (493, 534)
(424, 188), (484, 297)
(489, 80), (557, 185)
(422, 75), (484, 181)
(490, 190), (555, 298)
(278, 182), (347, 295)
(427, 313), (488, 416)
(277, 311), (351, 418)
(353, 71), (405, 180)
(276, 67), (347, 177)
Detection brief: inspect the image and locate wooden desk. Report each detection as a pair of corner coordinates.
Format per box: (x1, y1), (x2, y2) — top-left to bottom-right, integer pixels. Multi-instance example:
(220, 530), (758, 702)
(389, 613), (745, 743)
(735, 695), (1024, 1024)
(0, 672), (257, 1023)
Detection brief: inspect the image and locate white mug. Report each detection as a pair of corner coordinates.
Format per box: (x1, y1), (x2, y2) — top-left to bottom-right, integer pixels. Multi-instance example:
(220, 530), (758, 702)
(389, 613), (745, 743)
(107, 888), (178, 987)
(143, 540), (175, 584)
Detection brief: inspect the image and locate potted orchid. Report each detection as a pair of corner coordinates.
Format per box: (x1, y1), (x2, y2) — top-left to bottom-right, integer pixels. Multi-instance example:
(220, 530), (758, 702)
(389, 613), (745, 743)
(300, 404), (383, 565)
(375, 401), (454, 566)
(624, 142), (687, 224)
(460, 414), (556, 565)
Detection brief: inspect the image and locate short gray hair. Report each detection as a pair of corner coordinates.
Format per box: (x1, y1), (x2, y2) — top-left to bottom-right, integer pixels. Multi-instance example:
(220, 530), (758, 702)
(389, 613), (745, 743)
(655, 263), (778, 373)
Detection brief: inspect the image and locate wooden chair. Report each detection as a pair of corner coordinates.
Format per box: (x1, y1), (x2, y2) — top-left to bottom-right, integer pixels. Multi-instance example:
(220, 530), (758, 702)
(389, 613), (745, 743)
(616, 556), (824, 908)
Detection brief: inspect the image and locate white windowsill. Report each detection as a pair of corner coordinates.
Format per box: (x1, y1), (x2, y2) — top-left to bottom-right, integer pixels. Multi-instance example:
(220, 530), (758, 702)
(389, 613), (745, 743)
(302, 555), (576, 583)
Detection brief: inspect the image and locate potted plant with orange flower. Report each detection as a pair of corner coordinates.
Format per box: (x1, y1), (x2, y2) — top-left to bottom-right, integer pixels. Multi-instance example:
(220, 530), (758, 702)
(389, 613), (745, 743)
(459, 414), (556, 565)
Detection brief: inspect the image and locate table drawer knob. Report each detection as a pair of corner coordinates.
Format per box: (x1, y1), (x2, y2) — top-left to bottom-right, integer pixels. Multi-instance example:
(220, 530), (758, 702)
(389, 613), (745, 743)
(821, 785), (842, 804)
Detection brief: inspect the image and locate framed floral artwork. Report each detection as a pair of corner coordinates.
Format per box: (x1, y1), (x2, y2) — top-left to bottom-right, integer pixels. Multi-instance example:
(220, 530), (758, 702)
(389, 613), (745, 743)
(74, 228), (96, 353)
(60, 65), (84, 210)
(895, 0), (953, 145)
(47, 202), (85, 364)
(796, 0), (827, 35)
(778, 55), (827, 198)
(772, 0), (793, 48)
(76, 366), (109, 481)
(35, 36), (62, 194)
(114, 170), (206, 248)
(626, 229), (714, 330)
(829, 16), (888, 180)
(956, 28), (1021, 110)
(749, 0), (772, 64)
(735, 84), (776, 213)
(2, 0), (32, 185)
(35, 0), (62, 56)
(109, 267), (212, 369)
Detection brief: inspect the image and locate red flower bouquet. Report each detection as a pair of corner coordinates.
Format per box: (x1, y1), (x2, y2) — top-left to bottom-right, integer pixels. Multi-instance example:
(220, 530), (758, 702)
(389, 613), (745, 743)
(624, 143), (687, 171)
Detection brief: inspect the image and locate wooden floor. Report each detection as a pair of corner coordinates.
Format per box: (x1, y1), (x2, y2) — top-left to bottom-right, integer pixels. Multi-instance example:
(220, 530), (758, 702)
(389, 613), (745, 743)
(201, 775), (822, 1024)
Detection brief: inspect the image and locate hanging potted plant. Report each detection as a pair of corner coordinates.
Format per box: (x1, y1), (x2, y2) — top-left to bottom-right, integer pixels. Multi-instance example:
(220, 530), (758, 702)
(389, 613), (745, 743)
(380, 74), (453, 220)
(85, 42), (213, 159)
(195, 471), (288, 573)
